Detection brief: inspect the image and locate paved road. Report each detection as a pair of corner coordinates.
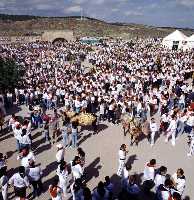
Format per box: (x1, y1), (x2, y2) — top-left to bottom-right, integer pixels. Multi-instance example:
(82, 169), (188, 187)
(0, 104), (193, 200)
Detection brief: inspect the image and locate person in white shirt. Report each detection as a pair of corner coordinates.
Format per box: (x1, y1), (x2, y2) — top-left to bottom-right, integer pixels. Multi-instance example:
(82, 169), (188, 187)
(178, 93), (185, 110)
(27, 160), (43, 198)
(177, 110), (187, 136)
(185, 113), (194, 135)
(156, 179), (172, 200)
(17, 148), (36, 168)
(143, 159), (156, 181)
(8, 114), (16, 131)
(149, 118), (158, 147)
(0, 153), (7, 171)
(71, 156), (83, 180)
(18, 129), (31, 150)
(160, 113), (169, 133)
(49, 178), (63, 200)
(13, 123), (22, 152)
(56, 161), (68, 197)
(187, 127), (194, 157)
(56, 144), (64, 164)
(122, 164), (131, 181)
(165, 115), (177, 146)
(172, 168), (186, 196)
(74, 98), (81, 113)
(0, 167), (8, 200)
(99, 101), (105, 121)
(154, 166), (167, 191)
(117, 144), (128, 177)
(9, 166), (30, 199)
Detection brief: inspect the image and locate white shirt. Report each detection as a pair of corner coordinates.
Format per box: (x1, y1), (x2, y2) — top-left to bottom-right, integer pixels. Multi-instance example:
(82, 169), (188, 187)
(0, 175), (8, 191)
(109, 104), (114, 111)
(13, 128), (22, 140)
(27, 166), (42, 181)
(118, 150), (126, 160)
(186, 116), (194, 127)
(137, 103), (142, 112)
(99, 104), (105, 114)
(18, 152), (35, 168)
(57, 167), (68, 187)
(71, 164), (83, 179)
(172, 173), (186, 195)
(9, 173), (29, 188)
(179, 115), (187, 123)
(167, 119), (177, 131)
(56, 149), (64, 163)
(143, 163), (155, 181)
(74, 100), (81, 108)
(123, 167), (129, 179)
(8, 117), (15, 127)
(150, 122), (158, 132)
(19, 134), (31, 145)
(154, 174), (166, 190)
(161, 114), (168, 123)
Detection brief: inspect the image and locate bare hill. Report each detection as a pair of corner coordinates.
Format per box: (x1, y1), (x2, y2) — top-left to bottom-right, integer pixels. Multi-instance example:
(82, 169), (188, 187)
(0, 14), (193, 39)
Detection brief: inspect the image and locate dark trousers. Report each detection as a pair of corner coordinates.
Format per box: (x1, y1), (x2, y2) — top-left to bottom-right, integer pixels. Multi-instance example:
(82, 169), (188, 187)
(108, 110), (115, 123)
(31, 179), (43, 197)
(14, 186), (26, 198)
(99, 114), (105, 121)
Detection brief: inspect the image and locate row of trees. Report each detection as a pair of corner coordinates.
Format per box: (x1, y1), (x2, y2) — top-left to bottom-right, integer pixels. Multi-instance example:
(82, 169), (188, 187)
(0, 57), (24, 93)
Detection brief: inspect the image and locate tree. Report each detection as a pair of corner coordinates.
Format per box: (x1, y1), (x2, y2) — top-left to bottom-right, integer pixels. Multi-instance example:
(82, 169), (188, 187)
(0, 57), (24, 92)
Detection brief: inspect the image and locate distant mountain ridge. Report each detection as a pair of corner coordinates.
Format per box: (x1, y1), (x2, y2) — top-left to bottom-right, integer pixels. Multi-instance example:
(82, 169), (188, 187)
(0, 13), (105, 22)
(0, 13), (193, 38)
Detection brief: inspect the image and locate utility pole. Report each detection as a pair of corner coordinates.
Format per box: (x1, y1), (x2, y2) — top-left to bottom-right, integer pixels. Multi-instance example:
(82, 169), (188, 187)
(81, 7), (83, 20)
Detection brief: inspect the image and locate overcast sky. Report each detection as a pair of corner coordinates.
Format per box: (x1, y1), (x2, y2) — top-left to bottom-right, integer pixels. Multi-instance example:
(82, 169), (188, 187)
(0, 0), (194, 28)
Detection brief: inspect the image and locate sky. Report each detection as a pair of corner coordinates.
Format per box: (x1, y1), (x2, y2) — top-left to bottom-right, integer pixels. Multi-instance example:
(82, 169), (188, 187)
(0, 0), (194, 28)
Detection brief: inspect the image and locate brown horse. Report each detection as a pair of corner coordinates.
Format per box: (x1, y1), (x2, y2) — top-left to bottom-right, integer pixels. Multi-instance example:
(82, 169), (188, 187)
(122, 117), (142, 146)
(129, 118), (142, 146)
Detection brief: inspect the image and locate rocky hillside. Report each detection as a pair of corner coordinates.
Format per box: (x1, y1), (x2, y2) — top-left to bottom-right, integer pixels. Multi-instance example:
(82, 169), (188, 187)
(0, 14), (193, 39)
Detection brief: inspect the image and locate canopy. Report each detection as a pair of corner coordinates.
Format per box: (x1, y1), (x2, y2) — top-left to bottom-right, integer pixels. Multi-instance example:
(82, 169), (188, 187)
(80, 37), (100, 44)
(162, 30), (188, 50)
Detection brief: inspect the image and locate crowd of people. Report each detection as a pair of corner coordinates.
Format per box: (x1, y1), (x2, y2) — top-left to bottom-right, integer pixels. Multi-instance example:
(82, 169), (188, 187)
(116, 144), (186, 200)
(0, 37), (194, 200)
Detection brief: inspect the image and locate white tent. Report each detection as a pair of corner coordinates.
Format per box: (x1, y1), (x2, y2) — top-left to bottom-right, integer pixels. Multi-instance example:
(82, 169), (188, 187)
(162, 30), (188, 50)
(186, 34), (194, 49)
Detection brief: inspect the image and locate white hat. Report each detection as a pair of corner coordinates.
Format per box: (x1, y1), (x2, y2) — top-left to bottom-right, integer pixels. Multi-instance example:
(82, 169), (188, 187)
(15, 121), (20, 126)
(34, 106), (40, 111)
(56, 144), (63, 149)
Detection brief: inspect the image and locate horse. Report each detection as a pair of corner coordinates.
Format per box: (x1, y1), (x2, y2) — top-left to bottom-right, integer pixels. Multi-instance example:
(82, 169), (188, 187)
(128, 118), (142, 146)
(122, 116), (142, 146)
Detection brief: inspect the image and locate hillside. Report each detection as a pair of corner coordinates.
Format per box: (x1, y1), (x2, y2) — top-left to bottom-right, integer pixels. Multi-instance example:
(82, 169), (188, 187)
(0, 13), (194, 39)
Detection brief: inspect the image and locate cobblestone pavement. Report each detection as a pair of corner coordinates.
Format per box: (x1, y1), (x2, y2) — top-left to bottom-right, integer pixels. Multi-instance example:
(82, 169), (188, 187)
(0, 104), (193, 200)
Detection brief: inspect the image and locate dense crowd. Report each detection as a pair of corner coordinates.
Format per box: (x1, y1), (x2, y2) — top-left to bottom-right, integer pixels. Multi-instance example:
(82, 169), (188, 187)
(0, 38), (194, 200)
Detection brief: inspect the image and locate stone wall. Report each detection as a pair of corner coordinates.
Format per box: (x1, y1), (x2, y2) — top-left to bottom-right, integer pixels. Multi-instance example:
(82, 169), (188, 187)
(0, 30), (74, 44)
(0, 36), (41, 44)
(41, 30), (74, 42)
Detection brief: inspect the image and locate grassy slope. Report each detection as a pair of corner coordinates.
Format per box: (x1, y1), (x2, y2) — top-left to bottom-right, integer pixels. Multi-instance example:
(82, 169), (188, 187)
(0, 14), (193, 38)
